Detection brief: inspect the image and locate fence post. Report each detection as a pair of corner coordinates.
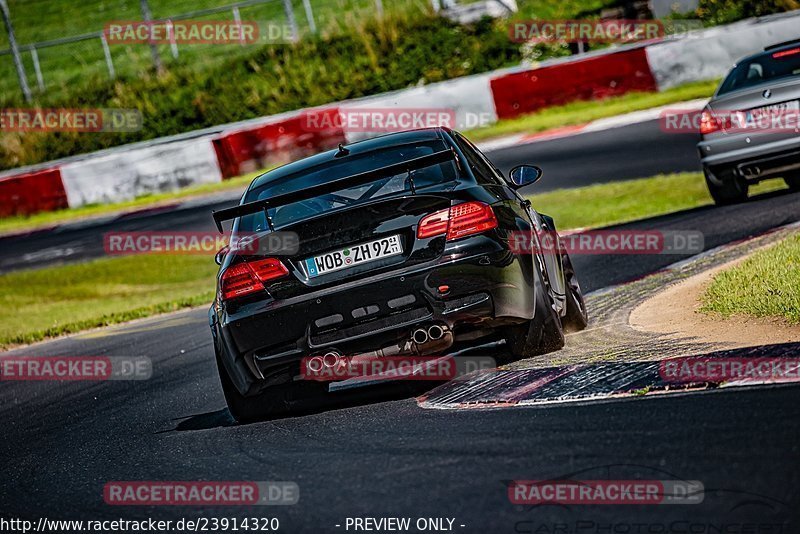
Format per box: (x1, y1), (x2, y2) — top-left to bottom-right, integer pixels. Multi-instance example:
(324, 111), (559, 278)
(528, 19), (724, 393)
(301, 0), (316, 34)
(232, 6), (246, 46)
(281, 0), (298, 42)
(0, 0), (32, 102)
(431, 0), (441, 13)
(139, 0), (164, 73)
(166, 20), (178, 58)
(100, 33), (116, 80)
(374, 0), (384, 17)
(30, 46), (45, 91)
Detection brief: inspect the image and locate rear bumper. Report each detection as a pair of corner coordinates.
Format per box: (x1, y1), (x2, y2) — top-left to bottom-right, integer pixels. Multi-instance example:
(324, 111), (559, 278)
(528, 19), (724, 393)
(211, 235), (535, 396)
(699, 134), (800, 182)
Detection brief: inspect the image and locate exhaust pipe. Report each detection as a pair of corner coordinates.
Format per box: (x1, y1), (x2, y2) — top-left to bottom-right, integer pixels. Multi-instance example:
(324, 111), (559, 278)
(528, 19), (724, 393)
(322, 351), (340, 368)
(412, 328), (429, 345)
(307, 356), (324, 373)
(427, 324), (444, 341)
(740, 165), (761, 179)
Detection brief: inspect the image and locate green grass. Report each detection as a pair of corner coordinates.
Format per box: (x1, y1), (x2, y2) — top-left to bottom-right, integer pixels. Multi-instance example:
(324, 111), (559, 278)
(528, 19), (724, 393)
(0, 171), (262, 235)
(0, 171), (789, 348)
(0, 254), (218, 348)
(700, 233), (800, 324)
(527, 172), (786, 230)
(465, 79), (719, 142)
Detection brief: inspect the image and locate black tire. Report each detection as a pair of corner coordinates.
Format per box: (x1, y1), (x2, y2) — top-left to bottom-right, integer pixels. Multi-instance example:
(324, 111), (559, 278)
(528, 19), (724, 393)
(784, 172), (800, 191)
(705, 168), (748, 205)
(561, 251), (588, 332)
(505, 263), (565, 358)
(216, 352), (289, 422)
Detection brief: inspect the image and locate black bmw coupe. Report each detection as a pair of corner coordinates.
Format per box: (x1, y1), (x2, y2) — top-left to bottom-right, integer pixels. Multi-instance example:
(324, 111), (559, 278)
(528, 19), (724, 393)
(210, 127), (587, 421)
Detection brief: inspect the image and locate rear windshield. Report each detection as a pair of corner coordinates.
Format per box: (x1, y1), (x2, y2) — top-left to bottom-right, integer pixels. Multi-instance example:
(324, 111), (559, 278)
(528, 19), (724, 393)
(235, 141), (459, 232)
(718, 48), (800, 95)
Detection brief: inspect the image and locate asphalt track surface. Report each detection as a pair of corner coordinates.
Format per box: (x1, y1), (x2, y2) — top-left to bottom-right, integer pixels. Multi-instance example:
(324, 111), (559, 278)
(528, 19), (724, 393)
(2, 121), (799, 530)
(0, 119), (701, 273)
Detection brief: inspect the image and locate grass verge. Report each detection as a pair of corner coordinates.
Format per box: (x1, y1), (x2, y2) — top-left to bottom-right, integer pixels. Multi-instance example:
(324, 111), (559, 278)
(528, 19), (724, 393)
(0, 172), (262, 236)
(527, 173), (786, 230)
(700, 234), (800, 324)
(0, 172), (789, 349)
(0, 254), (218, 349)
(464, 79), (719, 142)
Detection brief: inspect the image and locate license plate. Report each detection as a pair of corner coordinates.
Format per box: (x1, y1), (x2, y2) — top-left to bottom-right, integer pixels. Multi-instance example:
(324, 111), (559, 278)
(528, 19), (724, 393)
(305, 235), (403, 278)
(741, 100), (800, 127)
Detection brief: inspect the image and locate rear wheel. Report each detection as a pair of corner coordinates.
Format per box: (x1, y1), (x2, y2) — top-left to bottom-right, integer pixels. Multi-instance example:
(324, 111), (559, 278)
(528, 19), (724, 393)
(216, 352), (327, 423)
(216, 353), (287, 422)
(505, 263), (565, 358)
(784, 172), (800, 191)
(561, 251), (588, 332)
(705, 167), (748, 205)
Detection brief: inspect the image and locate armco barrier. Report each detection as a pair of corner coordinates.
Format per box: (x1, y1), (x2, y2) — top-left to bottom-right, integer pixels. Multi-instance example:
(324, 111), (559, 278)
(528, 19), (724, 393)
(60, 138), (223, 208)
(646, 12), (800, 90)
(489, 47), (658, 120)
(212, 107), (346, 178)
(0, 168), (67, 217)
(339, 72), (498, 143)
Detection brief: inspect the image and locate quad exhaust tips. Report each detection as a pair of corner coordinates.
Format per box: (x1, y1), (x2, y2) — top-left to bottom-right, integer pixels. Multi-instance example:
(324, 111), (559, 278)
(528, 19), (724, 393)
(322, 351), (340, 368)
(307, 351), (342, 372)
(412, 324), (447, 345)
(740, 165), (761, 179)
(412, 328), (429, 345)
(428, 324), (445, 341)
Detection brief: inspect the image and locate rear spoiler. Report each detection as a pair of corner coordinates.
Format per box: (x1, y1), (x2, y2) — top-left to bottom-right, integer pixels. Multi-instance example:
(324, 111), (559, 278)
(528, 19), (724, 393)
(212, 148), (458, 233)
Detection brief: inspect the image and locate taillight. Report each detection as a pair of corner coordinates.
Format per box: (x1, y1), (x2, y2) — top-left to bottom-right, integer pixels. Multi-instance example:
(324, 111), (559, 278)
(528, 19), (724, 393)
(773, 47), (800, 59)
(417, 201), (498, 241)
(700, 109), (721, 134)
(220, 258), (288, 301)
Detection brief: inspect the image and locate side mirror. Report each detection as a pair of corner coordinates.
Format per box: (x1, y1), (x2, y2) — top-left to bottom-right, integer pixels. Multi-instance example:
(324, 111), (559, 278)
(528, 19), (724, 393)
(508, 165), (543, 188)
(214, 246), (229, 266)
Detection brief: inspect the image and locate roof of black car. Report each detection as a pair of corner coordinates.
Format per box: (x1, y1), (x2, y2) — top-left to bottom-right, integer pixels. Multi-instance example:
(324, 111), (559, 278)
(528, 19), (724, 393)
(248, 127), (449, 191)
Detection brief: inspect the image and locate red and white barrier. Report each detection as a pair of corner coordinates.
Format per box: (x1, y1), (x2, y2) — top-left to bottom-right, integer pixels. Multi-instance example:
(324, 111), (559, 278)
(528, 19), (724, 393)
(1, 12), (797, 217)
(212, 107), (345, 179)
(490, 47), (657, 119)
(0, 167), (67, 217)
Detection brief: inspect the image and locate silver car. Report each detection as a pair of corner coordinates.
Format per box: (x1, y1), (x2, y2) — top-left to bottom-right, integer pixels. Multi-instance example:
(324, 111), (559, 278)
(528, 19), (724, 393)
(698, 39), (800, 204)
